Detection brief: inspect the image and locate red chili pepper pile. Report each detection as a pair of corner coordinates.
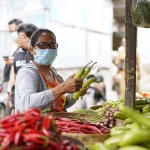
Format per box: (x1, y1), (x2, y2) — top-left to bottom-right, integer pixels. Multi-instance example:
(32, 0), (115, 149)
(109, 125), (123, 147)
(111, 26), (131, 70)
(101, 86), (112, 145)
(0, 108), (81, 150)
(55, 117), (110, 134)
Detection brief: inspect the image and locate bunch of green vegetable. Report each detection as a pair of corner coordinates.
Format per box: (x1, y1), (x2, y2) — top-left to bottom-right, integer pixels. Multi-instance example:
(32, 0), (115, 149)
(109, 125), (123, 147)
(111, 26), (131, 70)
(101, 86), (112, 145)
(131, 0), (150, 28)
(73, 61), (97, 100)
(88, 106), (150, 150)
(73, 100), (124, 128)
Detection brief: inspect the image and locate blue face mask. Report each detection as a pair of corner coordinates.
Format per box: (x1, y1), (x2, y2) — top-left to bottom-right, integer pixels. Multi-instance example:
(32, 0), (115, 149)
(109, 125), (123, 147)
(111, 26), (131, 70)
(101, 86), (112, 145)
(10, 31), (18, 40)
(34, 49), (57, 66)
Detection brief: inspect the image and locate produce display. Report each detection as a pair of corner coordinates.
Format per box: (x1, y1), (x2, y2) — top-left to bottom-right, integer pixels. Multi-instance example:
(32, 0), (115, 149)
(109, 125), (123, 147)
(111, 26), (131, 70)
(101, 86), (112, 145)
(131, 0), (150, 28)
(1, 75), (150, 150)
(88, 105), (150, 150)
(73, 100), (123, 128)
(55, 117), (110, 134)
(0, 108), (83, 150)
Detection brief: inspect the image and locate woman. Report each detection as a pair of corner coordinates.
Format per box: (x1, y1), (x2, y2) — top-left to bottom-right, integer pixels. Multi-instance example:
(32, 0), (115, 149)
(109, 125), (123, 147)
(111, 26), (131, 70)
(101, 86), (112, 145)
(15, 29), (84, 113)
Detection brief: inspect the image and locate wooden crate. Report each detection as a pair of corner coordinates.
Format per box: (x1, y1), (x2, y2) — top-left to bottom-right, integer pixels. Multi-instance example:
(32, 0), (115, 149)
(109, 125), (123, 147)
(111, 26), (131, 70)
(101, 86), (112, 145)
(62, 135), (86, 149)
(62, 133), (110, 146)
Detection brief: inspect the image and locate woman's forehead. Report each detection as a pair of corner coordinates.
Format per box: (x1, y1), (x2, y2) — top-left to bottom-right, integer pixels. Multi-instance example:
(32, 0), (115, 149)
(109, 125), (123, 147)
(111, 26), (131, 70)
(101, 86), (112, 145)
(37, 32), (55, 42)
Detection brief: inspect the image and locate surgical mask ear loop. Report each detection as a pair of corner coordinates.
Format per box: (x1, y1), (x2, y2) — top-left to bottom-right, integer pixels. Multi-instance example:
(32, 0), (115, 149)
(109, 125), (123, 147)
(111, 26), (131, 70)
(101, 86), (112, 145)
(29, 29), (38, 58)
(33, 49), (36, 58)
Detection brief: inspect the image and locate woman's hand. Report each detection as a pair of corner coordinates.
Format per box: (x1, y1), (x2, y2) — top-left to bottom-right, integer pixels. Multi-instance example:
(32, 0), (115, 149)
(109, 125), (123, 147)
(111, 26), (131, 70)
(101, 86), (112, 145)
(62, 74), (83, 93)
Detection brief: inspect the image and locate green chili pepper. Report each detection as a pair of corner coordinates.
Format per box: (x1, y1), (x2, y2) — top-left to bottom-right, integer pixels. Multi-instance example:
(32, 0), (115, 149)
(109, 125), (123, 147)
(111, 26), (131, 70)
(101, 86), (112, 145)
(73, 77), (96, 100)
(81, 62), (97, 79)
(74, 61), (93, 78)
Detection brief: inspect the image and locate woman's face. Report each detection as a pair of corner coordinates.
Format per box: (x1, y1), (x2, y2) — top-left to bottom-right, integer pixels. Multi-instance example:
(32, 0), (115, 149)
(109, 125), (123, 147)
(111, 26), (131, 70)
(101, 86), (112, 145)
(30, 32), (57, 56)
(34, 32), (56, 50)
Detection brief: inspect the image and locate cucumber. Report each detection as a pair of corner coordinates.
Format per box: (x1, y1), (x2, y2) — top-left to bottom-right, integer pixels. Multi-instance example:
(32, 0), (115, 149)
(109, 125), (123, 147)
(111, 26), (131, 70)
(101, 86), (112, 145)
(120, 106), (150, 128)
(119, 129), (150, 147)
(104, 135), (121, 150)
(141, 143), (150, 149)
(110, 129), (127, 136)
(142, 104), (150, 114)
(123, 118), (133, 126)
(143, 112), (150, 116)
(110, 127), (130, 136)
(135, 99), (150, 105)
(113, 112), (127, 120)
(118, 145), (149, 150)
(135, 105), (147, 110)
(88, 143), (108, 150)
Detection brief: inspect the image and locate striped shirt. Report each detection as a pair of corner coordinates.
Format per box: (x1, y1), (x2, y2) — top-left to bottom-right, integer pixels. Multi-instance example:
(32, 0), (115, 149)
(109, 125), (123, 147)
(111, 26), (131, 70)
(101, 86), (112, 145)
(15, 61), (76, 113)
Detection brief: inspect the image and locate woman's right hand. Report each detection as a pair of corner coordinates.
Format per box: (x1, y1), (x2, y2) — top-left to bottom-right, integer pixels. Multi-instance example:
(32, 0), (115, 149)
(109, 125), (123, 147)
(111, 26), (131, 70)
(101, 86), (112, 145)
(62, 74), (83, 93)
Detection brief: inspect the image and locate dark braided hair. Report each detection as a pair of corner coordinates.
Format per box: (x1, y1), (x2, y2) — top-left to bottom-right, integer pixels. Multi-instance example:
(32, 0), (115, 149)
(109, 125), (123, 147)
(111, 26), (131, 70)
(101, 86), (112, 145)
(26, 29), (56, 63)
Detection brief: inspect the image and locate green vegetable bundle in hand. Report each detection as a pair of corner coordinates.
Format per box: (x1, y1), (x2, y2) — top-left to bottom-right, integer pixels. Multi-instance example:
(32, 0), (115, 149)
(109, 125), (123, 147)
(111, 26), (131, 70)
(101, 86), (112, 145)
(73, 61), (97, 100)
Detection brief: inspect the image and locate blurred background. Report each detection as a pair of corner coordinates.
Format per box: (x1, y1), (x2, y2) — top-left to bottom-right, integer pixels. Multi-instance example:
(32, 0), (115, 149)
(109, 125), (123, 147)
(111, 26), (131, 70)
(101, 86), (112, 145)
(0, 0), (150, 112)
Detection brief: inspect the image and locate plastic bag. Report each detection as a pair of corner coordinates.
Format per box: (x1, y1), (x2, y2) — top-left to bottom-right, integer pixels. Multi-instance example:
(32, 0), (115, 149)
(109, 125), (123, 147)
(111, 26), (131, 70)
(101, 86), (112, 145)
(131, 0), (150, 28)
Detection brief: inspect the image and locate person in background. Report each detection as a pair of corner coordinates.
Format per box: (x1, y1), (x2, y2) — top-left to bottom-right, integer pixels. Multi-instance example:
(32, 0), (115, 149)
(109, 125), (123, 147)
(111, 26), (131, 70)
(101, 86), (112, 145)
(3, 19), (23, 116)
(111, 52), (120, 99)
(8, 23), (38, 114)
(115, 37), (140, 98)
(15, 29), (87, 113)
(3, 19), (23, 82)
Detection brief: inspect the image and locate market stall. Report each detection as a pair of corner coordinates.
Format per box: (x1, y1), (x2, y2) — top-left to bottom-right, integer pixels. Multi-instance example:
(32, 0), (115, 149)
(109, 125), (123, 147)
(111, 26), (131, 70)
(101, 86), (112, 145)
(0, 0), (150, 149)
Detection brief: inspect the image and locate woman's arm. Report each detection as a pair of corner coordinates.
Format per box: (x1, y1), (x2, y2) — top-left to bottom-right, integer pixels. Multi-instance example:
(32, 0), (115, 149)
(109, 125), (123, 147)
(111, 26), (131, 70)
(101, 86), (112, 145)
(16, 68), (66, 111)
(16, 68), (83, 112)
